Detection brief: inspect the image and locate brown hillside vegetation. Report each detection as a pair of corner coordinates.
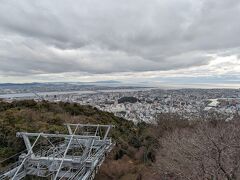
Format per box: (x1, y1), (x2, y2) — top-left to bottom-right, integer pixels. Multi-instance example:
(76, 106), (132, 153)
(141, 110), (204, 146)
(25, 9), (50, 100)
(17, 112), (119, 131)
(1, 100), (240, 180)
(155, 113), (240, 180)
(0, 100), (159, 179)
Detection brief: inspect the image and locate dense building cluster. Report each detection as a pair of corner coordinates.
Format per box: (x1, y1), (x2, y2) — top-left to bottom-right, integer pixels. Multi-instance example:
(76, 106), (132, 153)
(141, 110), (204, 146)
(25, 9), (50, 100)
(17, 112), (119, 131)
(2, 87), (240, 123)
(9, 88), (239, 123)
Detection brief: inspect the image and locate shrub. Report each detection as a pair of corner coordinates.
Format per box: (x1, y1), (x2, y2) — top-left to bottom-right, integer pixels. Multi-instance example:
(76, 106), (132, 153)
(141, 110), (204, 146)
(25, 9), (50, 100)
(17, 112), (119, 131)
(157, 120), (240, 180)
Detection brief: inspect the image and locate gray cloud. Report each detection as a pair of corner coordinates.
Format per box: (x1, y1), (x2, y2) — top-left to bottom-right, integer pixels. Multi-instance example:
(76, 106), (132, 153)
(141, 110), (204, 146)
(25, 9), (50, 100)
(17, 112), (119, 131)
(0, 0), (239, 78)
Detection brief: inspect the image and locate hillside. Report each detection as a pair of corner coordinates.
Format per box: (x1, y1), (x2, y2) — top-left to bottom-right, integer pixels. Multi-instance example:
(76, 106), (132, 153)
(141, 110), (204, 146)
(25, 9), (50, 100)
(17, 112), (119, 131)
(0, 100), (159, 179)
(118, 96), (139, 104)
(1, 100), (240, 180)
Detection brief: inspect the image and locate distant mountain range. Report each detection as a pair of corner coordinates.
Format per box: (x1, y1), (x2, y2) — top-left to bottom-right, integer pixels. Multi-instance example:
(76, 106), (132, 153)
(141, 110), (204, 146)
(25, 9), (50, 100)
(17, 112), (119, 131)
(91, 80), (121, 84)
(0, 81), (152, 95)
(0, 81), (122, 87)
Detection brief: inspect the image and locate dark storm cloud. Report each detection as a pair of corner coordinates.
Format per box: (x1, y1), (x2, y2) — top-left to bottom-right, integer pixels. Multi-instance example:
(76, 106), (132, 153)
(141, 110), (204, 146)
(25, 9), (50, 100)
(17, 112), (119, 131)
(0, 0), (239, 76)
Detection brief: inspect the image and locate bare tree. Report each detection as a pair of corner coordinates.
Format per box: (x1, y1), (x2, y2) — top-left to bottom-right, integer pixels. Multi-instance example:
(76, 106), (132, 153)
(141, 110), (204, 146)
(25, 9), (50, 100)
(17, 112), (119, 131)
(156, 121), (240, 180)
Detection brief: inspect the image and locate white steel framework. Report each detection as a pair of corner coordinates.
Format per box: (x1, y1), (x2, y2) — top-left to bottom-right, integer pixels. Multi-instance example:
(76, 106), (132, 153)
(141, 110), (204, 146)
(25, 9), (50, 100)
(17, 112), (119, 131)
(0, 124), (115, 180)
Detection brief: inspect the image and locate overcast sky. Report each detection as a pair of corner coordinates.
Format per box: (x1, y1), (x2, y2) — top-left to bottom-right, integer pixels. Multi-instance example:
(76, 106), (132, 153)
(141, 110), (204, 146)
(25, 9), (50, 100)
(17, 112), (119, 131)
(0, 0), (240, 87)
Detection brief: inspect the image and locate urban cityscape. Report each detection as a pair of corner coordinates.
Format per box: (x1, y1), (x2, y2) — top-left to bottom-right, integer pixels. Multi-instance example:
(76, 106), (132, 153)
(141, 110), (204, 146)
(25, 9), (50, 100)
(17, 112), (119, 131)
(1, 85), (240, 124)
(1, 0), (240, 179)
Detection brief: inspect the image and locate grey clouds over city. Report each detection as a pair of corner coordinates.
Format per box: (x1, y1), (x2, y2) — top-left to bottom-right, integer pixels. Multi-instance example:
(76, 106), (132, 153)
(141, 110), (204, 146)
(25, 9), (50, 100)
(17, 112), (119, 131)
(0, 0), (240, 87)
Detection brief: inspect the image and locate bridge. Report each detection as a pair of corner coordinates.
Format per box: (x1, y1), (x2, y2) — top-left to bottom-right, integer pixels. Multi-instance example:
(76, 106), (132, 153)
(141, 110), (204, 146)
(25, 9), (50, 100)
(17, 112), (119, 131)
(0, 124), (115, 180)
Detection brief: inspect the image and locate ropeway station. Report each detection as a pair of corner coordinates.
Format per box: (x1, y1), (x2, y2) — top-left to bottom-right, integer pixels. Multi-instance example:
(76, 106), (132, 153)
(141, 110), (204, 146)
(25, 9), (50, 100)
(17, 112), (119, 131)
(0, 124), (115, 180)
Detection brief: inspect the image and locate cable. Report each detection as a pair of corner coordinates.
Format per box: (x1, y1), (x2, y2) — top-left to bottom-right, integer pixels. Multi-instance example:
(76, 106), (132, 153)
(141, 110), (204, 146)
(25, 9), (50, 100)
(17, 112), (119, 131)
(0, 137), (62, 164)
(0, 149), (27, 164)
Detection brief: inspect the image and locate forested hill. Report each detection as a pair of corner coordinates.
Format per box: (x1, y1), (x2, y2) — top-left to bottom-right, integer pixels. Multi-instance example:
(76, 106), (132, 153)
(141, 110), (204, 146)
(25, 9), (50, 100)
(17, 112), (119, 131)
(0, 100), (159, 179)
(118, 96), (139, 104)
(2, 100), (240, 179)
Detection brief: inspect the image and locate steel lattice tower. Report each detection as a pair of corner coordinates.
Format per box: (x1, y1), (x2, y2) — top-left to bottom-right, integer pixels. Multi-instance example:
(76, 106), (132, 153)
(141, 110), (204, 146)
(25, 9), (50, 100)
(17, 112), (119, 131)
(0, 124), (115, 180)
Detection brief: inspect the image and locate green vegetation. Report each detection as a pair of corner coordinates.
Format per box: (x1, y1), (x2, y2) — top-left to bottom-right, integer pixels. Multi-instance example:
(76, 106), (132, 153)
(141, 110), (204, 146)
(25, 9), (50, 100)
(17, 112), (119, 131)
(0, 100), (158, 179)
(1, 100), (240, 179)
(118, 96), (139, 104)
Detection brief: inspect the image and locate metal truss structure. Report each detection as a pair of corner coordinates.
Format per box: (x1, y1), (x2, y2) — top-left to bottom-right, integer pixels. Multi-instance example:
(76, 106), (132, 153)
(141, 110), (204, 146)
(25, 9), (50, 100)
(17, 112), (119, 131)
(0, 124), (115, 180)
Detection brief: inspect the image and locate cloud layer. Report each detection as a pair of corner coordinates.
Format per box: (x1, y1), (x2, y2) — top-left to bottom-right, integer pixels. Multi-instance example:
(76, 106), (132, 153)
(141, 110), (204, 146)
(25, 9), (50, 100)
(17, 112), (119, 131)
(0, 0), (240, 85)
